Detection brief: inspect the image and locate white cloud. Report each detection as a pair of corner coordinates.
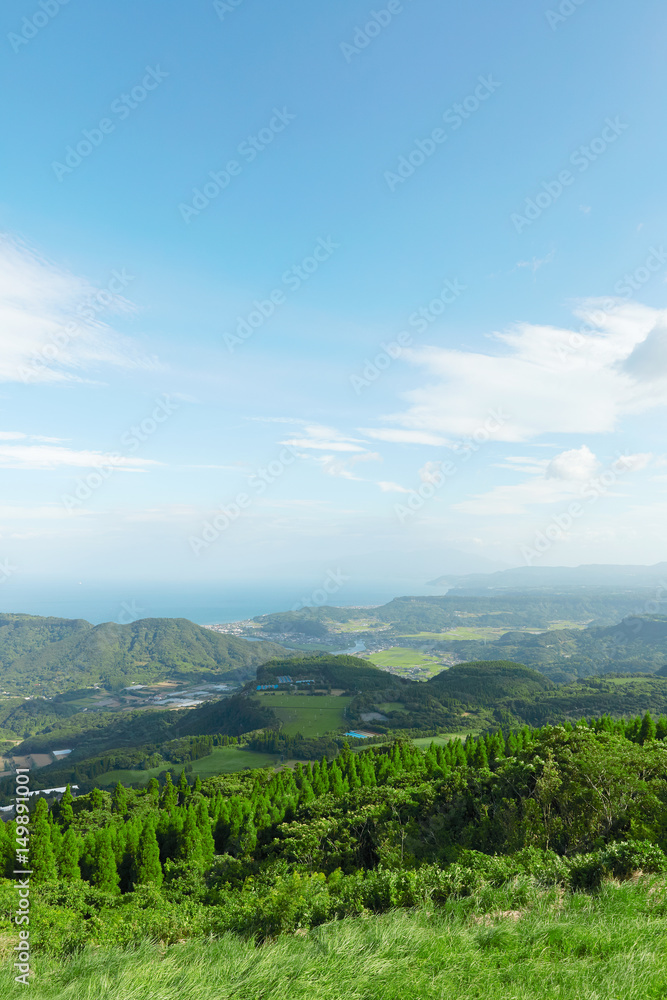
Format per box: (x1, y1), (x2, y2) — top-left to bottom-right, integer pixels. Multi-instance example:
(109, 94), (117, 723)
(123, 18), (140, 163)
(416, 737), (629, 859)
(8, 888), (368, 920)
(0, 441), (160, 471)
(546, 445), (600, 481)
(377, 481), (411, 493)
(453, 446), (651, 517)
(281, 423), (367, 453)
(366, 301), (667, 443)
(0, 234), (156, 383)
(617, 452), (653, 472)
(419, 461), (445, 485)
(360, 428), (450, 446)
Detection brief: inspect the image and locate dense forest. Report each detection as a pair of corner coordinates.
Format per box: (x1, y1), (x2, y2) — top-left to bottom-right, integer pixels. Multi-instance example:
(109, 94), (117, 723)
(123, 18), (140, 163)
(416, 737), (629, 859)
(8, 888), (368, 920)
(2, 716), (667, 956)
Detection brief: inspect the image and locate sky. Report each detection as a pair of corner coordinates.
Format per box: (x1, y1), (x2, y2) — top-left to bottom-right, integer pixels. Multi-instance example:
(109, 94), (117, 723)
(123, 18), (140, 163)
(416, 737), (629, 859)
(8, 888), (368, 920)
(1, 0), (667, 615)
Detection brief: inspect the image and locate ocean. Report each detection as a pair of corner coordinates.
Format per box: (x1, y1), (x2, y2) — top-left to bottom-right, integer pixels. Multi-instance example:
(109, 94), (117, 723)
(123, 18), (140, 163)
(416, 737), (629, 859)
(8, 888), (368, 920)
(0, 579), (445, 626)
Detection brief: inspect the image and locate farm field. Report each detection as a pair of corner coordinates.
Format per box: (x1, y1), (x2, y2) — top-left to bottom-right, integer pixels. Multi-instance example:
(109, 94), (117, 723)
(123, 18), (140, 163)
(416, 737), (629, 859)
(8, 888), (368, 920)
(366, 647), (448, 678)
(257, 693), (351, 736)
(93, 747), (280, 788)
(393, 621), (591, 641)
(411, 731), (484, 748)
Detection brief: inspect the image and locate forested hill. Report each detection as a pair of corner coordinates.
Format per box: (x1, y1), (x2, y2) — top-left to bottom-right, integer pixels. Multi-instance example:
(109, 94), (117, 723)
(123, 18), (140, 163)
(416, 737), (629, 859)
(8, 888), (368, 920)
(0, 614), (289, 695)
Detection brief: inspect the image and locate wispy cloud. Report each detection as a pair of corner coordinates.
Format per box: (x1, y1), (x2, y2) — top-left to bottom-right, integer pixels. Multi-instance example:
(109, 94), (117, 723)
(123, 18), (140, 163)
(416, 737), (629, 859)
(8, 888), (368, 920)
(0, 234), (157, 383)
(0, 435), (161, 471)
(281, 423), (367, 453)
(367, 301), (667, 443)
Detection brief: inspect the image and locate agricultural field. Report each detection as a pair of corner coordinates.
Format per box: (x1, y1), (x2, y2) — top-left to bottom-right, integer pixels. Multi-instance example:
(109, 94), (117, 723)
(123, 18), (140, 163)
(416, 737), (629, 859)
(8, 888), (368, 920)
(93, 747), (280, 788)
(328, 618), (390, 634)
(257, 693), (351, 736)
(411, 731), (483, 748)
(366, 647), (448, 678)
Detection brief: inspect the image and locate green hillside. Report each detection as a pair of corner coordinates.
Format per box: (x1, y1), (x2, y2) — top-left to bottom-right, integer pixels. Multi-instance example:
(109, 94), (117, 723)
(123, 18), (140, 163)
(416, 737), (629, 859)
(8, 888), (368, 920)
(430, 615), (667, 681)
(427, 660), (553, 704)
(0, 614), (289, 695)
(5, 720), (667, 1000)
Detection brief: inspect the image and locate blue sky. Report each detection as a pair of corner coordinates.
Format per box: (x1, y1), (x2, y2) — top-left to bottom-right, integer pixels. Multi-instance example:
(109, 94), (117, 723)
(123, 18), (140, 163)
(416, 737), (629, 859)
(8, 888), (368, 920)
(1, 0), (667, 610)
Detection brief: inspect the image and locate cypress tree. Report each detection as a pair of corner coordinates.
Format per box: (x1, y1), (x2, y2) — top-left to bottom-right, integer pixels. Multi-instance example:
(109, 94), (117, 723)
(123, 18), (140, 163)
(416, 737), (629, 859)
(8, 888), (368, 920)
(134, 819), (163, 887)
(639, 712), (657, 744)
(177, 806), (203, 864)
(59, 827), (82, 881)
(196, 800), (215, 864)
(0, 819), (13, 878)
(160, 773), (178, 811)
(30, 799), (57, 882)
(58, 784), (74, 827)
(91, 829), (120, 893)
(177, 770), (191, 803)
(111, 781), (128, 815)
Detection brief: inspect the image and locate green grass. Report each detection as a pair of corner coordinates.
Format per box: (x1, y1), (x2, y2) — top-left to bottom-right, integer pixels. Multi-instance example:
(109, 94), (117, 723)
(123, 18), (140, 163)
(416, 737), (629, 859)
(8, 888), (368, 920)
(366, 648), (446, 677)
(411, 731), (483, 747)
(93, 747), (280, 787)
(258, 694), (351, 736)
(4, 882), (667, 998)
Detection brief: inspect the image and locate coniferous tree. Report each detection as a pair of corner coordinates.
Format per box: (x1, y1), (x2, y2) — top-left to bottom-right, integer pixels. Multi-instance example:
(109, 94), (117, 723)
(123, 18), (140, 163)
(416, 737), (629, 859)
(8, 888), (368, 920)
(58, 784), (74, 827)
(177, 770), (191, 803)
(30, 798), (57, 882)
(160, 773), (178, 811)
(91, 829), (120, 893)
(111, 781), (128, 815)
(177, 805), (203, 865)
(134, 819), (163, 887)
(0, 819), (14, 878)
(196, 800), (215, 864)
(639, 712), (657, 744)
(59, 827), (82, 881)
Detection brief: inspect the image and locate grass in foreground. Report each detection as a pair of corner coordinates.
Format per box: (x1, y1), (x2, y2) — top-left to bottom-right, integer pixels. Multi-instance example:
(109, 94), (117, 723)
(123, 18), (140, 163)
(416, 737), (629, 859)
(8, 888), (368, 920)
(3, 881), (667, 999)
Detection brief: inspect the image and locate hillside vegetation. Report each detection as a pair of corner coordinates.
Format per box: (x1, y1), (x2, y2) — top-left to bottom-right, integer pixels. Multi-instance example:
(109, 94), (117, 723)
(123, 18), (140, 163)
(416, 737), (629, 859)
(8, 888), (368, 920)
(0, 614), (289, 695)
(3, 885), (667, 999)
